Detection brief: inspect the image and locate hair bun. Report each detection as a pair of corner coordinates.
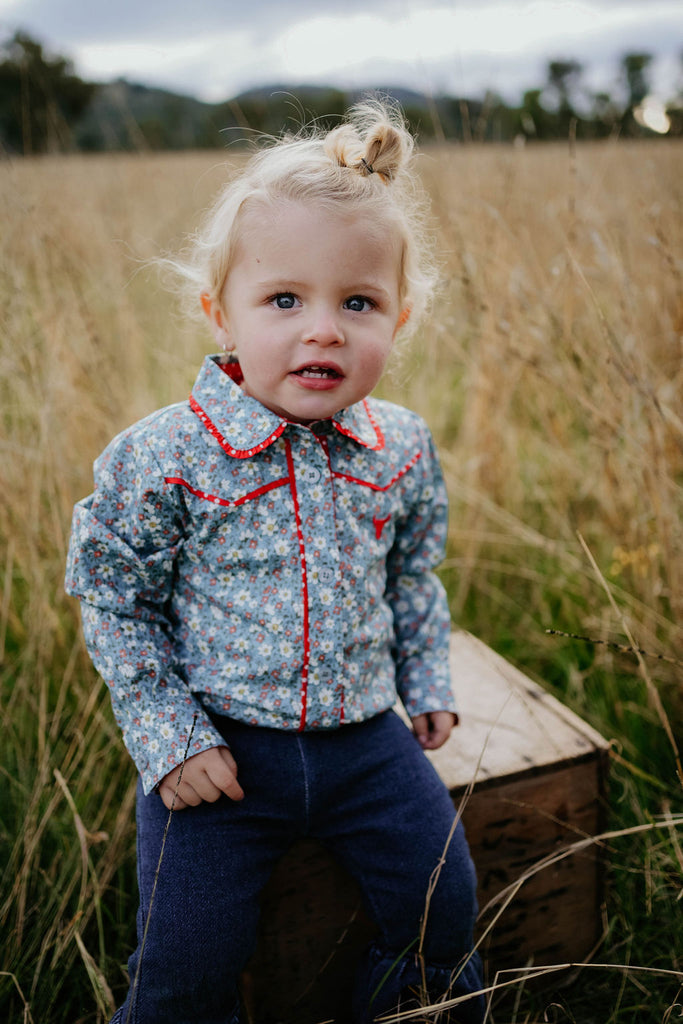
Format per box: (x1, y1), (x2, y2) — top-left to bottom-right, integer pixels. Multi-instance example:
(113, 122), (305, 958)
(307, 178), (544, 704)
(324, 101), (414, 183)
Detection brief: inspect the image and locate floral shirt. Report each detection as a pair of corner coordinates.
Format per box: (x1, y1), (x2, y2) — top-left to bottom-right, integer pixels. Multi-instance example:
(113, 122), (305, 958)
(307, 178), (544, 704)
(65, 355), (456, 793)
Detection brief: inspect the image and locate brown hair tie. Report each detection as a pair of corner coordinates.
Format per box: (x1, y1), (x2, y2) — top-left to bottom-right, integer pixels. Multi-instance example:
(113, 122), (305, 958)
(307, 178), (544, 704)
(356, 157), (393, 183)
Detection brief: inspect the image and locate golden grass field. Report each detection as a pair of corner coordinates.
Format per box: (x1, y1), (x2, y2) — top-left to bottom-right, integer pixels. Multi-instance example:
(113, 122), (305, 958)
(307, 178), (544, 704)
(1, 139), (682, 1022)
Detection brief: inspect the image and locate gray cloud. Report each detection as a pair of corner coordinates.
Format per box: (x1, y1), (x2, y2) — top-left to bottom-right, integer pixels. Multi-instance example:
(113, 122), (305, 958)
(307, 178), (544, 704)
(6, 0), (681, 49)
(5, 0), (402, 44)
(2, 0), (680, 103)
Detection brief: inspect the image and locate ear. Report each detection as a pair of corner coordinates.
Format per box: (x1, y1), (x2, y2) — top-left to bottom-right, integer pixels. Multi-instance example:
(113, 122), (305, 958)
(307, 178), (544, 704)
(394, 306), (411, 336)
(201, 292), (233, 351)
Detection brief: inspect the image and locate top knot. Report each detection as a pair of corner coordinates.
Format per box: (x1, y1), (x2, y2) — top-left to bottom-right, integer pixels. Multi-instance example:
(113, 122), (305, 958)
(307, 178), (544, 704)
(323, 101), (413, 184)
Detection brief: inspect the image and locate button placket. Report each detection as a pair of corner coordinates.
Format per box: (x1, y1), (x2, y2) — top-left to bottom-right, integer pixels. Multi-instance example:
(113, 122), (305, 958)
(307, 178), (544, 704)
(291, 430), (343, 723)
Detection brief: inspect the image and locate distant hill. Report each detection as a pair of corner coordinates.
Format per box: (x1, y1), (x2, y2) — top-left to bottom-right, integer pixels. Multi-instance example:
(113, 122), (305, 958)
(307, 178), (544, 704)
(73, 79), (489, 151)
(230, 83), (434, 114)
(70, 75), (667, 151)
(75, 78), (225, 150)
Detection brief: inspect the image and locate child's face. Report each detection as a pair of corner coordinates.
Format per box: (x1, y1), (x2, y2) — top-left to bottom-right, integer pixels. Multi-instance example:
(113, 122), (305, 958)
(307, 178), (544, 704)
(209, 200), (403, 424)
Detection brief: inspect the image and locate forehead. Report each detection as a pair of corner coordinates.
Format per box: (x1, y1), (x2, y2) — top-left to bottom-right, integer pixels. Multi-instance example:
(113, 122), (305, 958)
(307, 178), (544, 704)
(233, 199), (403, 280)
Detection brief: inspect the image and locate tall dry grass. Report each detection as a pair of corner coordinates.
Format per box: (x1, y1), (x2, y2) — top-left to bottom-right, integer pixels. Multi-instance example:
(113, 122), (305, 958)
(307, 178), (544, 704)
(1, 140), (682, 1022)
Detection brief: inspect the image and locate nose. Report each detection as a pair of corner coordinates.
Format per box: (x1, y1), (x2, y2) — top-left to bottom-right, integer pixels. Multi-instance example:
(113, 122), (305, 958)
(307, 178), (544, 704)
(301, 305), (344, 346)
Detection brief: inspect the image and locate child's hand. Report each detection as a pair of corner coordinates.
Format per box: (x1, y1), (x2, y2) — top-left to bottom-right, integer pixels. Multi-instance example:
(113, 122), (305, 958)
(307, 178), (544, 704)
(411, 711), (457, 751)
(158, 746), (244, 810)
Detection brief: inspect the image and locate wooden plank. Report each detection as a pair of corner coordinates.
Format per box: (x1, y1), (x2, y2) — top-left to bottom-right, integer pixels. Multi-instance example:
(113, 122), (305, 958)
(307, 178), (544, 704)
(464, 758), (607, 969)
(429, 631), (610, 788)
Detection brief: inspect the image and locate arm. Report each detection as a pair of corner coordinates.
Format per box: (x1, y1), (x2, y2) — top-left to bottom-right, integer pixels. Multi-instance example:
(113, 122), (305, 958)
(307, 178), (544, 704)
(384, 421), (457, 748)
(65, 423), (233, 796)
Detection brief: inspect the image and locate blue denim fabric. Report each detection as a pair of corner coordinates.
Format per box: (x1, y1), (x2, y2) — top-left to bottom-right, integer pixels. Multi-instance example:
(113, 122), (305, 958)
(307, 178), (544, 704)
(111, 711), (484, 1024)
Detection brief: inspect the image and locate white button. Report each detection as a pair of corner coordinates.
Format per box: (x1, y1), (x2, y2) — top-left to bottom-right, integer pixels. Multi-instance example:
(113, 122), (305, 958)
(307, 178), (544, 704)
(302, 466), (321, 483)
(318, 567), (335, 583)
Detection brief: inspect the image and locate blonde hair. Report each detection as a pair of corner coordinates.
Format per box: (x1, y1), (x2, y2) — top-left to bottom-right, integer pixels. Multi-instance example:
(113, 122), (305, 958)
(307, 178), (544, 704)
(175, 98), (437, 338)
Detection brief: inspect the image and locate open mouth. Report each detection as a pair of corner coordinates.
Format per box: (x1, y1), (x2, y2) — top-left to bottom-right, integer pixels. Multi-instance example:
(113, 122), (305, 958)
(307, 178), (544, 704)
(292, 365), (343, 380)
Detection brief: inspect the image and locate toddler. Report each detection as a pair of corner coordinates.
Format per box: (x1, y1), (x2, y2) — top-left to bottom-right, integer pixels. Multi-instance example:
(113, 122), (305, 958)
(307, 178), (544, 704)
(66, 100), (484, 1024)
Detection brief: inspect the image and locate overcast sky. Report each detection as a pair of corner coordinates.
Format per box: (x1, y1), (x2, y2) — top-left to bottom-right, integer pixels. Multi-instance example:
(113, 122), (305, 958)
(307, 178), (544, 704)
(0, 0), (680, 105)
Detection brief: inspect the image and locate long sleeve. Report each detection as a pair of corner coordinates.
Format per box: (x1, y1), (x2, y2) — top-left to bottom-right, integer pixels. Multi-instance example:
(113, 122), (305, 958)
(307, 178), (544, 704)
(384, 424), (456, 720)
(66, 363), (458, 780)
(65, 422), (226, 793)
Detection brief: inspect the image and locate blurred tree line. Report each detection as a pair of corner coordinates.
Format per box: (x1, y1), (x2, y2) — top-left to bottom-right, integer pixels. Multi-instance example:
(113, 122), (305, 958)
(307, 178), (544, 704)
(1, 30), (681, 155)
(0, 32), (95, 153)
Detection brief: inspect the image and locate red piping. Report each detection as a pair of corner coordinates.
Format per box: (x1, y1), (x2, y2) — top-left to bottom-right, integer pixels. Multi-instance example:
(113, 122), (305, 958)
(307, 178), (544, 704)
(332, 399), (385, 450)
(190, 395), (286, 459)
(331, 450), (422, 491)
(285, 439), (310, 731)
(164, 476), (288, 506)
(318, 435), (345, 724)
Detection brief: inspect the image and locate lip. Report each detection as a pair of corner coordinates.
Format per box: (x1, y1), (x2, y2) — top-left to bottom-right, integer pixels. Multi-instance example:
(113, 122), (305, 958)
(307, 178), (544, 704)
(289, 361), (345, 391)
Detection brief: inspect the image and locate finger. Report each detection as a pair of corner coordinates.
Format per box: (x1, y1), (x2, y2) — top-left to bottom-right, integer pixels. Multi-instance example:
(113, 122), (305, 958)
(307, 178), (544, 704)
(158, 778), (191, 811)
(180, 748), (244, 803)
(174, 777), (205, 807)
(211, 747), (245, 801)
(157, 747), (243, 808)
(422, 711), (457, 750)
(180, 757), (227, 803)
(411, 713), (430, 748)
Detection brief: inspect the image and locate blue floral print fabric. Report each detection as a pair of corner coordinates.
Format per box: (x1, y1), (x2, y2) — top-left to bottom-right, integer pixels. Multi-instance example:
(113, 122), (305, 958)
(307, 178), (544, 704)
(66, 355), (456, 793)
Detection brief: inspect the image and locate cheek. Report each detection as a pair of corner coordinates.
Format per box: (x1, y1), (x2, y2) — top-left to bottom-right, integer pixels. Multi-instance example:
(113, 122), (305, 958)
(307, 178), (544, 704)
(237, 339), (285, 391)
(239, 351), (272, 383)
(362, 339), (394, 383)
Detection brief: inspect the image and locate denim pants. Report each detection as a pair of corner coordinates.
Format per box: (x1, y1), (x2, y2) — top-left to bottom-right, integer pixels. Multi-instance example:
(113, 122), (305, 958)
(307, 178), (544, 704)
(111, 710), (484, 1024)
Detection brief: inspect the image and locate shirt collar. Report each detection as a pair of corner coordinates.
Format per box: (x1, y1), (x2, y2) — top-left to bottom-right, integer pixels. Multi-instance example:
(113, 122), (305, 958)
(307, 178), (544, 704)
(331, 400), (385, 450)
(190, 355), (385, 458)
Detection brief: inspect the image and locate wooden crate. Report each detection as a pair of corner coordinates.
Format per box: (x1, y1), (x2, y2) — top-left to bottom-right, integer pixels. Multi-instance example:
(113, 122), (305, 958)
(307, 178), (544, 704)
(243, 631), (610, 1023)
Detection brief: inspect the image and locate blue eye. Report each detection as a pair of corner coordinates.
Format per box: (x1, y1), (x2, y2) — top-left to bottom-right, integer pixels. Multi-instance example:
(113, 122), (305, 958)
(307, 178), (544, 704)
(271, 293), (297, 309)
(344, 295), (373, 312)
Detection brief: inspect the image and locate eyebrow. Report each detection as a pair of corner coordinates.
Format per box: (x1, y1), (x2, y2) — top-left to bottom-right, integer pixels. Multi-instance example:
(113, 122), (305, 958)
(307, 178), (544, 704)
(252, 277), (393, 300)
